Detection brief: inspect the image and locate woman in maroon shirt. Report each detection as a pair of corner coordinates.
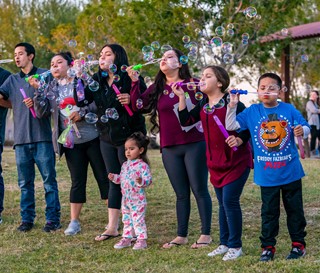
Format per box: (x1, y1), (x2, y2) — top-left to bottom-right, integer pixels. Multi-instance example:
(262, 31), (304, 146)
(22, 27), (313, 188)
(128, 49), (212, 248)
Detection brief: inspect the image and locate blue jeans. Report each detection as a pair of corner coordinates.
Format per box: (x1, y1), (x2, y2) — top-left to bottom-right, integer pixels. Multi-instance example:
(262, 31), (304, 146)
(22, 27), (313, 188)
(214, 168), (250, 248)
(0, 145), (4, 215)
(15, 142), (60, 223)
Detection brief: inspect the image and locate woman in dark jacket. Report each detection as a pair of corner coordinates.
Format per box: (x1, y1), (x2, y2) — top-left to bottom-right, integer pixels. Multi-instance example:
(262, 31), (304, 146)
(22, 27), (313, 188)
(75, 44), (147, 240)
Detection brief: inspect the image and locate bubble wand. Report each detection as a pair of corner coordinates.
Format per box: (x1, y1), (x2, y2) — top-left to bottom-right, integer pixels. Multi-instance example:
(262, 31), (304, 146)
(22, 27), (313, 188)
(0, 59), (13, 64)
(132, 58), (162, 71)
(230, 89), (281, 96)
(111, 84), (133, 116)
(19, 88), (37, 118)
(213, 115), (237, 151)
(294, 121), (305, 159)
(25, 70), (51, 83)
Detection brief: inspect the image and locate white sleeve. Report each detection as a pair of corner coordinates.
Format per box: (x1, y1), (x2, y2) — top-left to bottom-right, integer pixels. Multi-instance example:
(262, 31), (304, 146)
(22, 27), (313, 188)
(303, 125), (310, 139)
(226, 105), (241, 131)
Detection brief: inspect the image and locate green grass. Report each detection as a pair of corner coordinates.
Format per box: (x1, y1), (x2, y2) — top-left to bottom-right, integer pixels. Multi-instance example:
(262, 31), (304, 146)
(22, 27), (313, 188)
(1, 148), (320, 272)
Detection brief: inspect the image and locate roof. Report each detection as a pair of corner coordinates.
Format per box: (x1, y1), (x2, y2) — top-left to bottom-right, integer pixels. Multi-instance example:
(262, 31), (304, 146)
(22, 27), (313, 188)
(259, 21), (320, 43)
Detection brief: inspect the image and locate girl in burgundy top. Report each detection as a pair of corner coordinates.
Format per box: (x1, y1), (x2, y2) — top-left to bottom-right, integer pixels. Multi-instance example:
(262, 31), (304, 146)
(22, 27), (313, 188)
(128, 49), (212, 248)
(174, 65), (253, 260)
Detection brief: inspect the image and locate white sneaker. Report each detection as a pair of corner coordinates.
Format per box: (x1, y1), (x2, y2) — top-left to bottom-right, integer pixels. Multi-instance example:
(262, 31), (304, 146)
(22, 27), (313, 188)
(208, 245), (229, 257)
(64, 220), (81, 236)
(222, 247), (243, 261)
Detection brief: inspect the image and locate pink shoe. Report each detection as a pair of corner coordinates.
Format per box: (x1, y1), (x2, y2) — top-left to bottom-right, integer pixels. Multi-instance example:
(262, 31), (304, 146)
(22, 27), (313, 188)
(114, 238), (132, 249)
(133, 239), (147, 250)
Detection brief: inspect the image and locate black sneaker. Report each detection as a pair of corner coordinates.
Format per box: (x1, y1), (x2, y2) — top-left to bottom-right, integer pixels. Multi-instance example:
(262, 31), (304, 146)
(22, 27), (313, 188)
(286, 243), (306, 260)
(43, 221), (62, 232)
(17, 222), (34, 232)
(260, 246), (275, 262)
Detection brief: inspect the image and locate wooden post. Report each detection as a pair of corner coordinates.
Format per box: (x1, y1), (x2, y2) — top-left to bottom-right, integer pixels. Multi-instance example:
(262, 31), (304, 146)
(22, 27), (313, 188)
(281, 45), (290, 103)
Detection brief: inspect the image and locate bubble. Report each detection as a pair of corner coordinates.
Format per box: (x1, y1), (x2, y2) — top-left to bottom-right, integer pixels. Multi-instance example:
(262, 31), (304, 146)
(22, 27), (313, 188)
(282, 86), (288, 92)
(195, 92), (203, 100)
(101, 71), (108, 77)
(151, 41), (160, 51)
(196, 122), (203, 133)
(85, 112), (98, 124)
(226, 94), (230, 103)
(281, 28), (288, 36)
(227, 29), (235, 37)
(242, 39), (249, 45)
(144, 76), (152, 86)
(215, 26), (225, 36)
(163, 89), (169, 95)
(50, 108), (55, 113)
(305, 84), (312, 92)
(187, 51), (198, 62)
(195, 28), (201, 35)
(46, 91), (55, 100)
(40, 100), (46, 107)
(136, 98), (143, 109)
(182, 35), (191, 44)
(186, 41), (198, 52)
(244, 6), (257, 18)
(221, 42), (233, 53)
(255, 14), (262, 20)
(187, 82), (196, 91)
(210, 37), (223, 47)
(301, 54), (308, 63)
(160, 44), (172, 54)
(109, 64), (117, 73)
(67, 68), (76, 78)
(100, 115), (109, 123)
(169, 92), (175, 98)
(242, 33), (250, 40)
(143, 52), (154, 62)
(87, 54), (94, 61)
(142, 45), (154, 54)
(203, 103), (215, 114)
(83, 100), (88, 105)
(113, 74), (120, 82)
(180, 55), (188, 65)
(79, 109), (85, 117)
(88, 80), (100, 92)
(96, 15), (104, 22)
(227, 23), (234, 29)
(214, 98), (225, 109)
(87, 41), (96, 49)
(223, 54), (234, 64)
(68, 40), (77, 47)
(120, 65), (128, 72)
(105, 108), (119, 120)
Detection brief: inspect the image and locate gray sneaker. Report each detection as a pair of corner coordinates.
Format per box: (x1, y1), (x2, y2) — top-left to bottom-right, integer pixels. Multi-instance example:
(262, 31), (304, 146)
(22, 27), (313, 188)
(64, 220), (81, 236)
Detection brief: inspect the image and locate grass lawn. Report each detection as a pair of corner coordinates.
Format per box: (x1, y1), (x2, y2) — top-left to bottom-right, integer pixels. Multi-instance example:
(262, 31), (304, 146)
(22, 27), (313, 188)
(0, 147), (320, 273)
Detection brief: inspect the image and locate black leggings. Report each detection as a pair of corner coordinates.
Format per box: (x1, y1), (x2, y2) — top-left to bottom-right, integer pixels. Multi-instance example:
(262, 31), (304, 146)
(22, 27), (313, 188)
(162, 141), (212, 237)
(310, 125), (320, 151)
(64, 138), (109, 203)
(100, 140), (126, 210)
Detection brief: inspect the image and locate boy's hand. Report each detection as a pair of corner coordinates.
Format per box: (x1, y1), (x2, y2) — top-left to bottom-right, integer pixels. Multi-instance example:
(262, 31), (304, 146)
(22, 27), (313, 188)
(108, 173), (114, 181)
(293, 125), (303, 137)
(228, 92), (239, 108)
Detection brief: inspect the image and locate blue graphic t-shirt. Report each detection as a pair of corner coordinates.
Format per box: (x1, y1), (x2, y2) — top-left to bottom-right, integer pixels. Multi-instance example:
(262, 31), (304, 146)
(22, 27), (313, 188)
(236, 102), (308, 187)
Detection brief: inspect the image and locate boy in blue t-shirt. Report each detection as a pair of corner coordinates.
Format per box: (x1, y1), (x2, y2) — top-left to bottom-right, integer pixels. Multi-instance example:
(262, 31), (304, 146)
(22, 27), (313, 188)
(225, 73), (310, 262)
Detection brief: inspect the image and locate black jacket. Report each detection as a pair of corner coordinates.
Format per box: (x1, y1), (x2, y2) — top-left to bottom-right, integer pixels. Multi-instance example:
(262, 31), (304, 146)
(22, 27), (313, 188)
(75, 71), (147, 145)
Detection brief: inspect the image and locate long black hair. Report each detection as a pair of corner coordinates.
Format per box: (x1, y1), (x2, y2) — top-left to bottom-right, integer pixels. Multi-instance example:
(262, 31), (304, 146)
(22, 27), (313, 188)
(98, 43), (131, 93)
(149, 48), (192, 134)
